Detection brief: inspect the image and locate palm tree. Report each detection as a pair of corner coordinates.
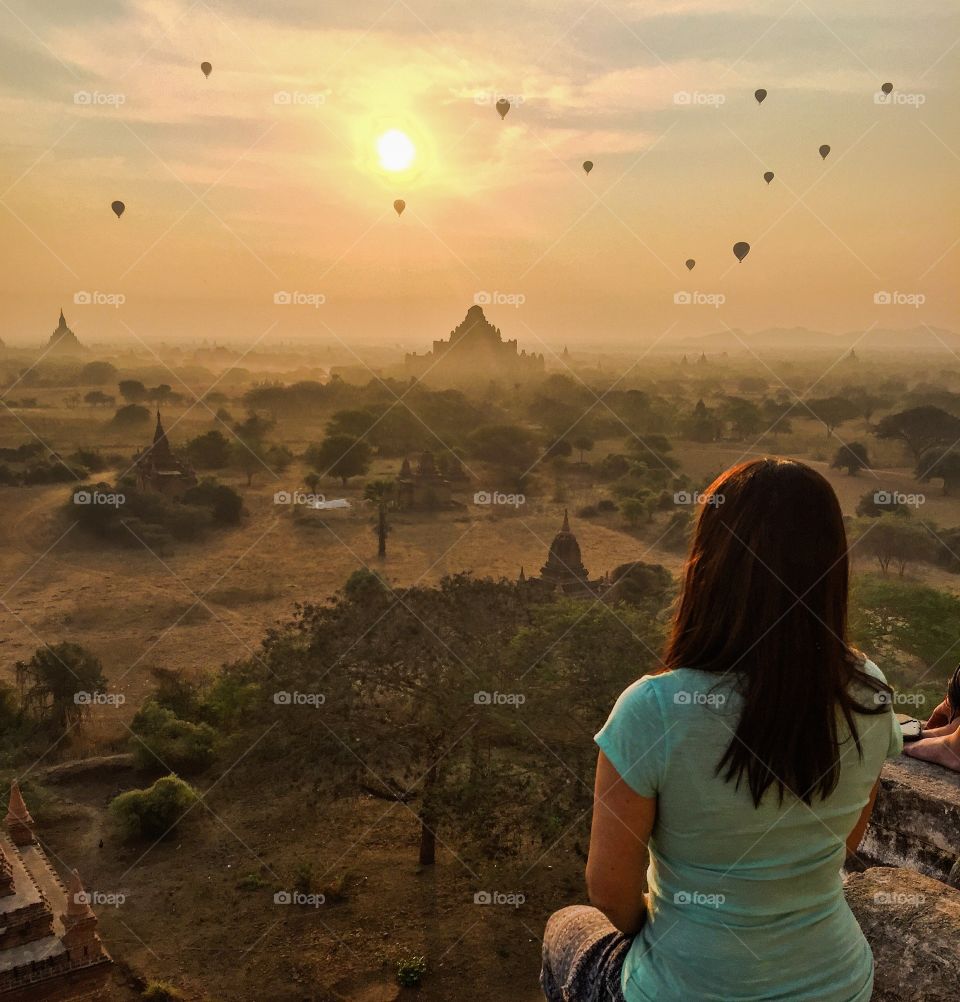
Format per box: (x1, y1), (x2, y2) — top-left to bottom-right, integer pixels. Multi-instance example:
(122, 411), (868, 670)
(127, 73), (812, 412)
(363, 479), (394, 559)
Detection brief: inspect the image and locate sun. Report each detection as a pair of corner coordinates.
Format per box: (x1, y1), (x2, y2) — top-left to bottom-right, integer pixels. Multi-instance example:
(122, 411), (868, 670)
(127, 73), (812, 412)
(376, 129), (416, 172)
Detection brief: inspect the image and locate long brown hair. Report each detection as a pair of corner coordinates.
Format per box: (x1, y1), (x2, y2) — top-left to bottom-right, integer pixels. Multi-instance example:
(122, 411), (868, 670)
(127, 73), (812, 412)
(664, 458), (890, 807)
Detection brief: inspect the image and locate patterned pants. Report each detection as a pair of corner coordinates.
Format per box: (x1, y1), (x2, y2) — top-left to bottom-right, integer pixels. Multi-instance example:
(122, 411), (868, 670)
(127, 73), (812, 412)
(541, 905), (631, 1002)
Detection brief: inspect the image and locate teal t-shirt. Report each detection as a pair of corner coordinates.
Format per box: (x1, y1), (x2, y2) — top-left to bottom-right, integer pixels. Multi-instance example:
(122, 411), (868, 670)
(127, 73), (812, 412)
(595, 661), (902, 1002)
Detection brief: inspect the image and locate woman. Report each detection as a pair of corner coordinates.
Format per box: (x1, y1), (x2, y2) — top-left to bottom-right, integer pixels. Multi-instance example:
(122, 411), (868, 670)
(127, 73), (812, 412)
(541, 458), (902, 1002)
(903, 664), (960, 770)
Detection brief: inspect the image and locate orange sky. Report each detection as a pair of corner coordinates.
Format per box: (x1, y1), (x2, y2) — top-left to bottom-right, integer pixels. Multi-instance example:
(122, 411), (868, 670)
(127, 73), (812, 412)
(1, 0), (958, 349)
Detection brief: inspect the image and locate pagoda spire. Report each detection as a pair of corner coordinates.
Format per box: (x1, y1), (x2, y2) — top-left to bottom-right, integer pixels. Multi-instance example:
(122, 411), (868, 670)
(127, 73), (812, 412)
(65, 869), (94, 919)
(5, 780), (35, 845)
(561, 508), (570, 533)
(518, 566), (526, 583)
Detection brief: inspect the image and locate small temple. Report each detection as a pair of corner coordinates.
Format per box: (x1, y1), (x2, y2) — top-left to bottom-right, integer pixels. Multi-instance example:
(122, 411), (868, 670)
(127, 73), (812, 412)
(133, 411), (197, 496)
(0, 782), (111, 1000)
(521, 510), (605, 597)
(396, 451), (454, 510)
(404, 305), (545, 385)
(46, 310), (84, 355)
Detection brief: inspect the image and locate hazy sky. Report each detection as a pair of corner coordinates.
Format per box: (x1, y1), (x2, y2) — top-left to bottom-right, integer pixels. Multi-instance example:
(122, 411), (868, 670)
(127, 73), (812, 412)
(1, 0), (958, 350)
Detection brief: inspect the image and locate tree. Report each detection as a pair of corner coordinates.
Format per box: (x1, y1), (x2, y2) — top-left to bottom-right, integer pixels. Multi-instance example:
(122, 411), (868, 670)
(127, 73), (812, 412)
(80, 361), (117, 385)
(572, 435), (594, 464)
(805, 396), (859, 436)
(851, 516), (935, 577)
(874, 406), (960, 464)
(855, 489), (908, 518)
(544, 438), (573, 460)
(185, 430), (232, 469)
(917, 447), (960, 496)
(15, 642), (107, 732)
(110, 774), (198, 840)
(231, 438), (271, 487)
(109, 403), (151, 429)
(118, 379), (148, 403)
(130, 701), (217, 774)
(831, 442), (870, 476)
(467, 425), (539, 486)
(363, 479), (393, 559)
(305, 435), (373, 487)
(719, 397), (764, 439)
(326, 409), (375, 438)
(84, 390), (114, 407)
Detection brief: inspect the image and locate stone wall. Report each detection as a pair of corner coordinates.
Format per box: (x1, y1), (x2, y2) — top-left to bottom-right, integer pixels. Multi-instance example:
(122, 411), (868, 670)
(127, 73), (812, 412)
(845, 867), (960, 1002)
(844, 756), (960, 1000)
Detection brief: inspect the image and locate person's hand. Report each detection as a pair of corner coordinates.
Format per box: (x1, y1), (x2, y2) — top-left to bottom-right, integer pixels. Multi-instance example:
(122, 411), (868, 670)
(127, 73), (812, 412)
(925, 698), (951, 729)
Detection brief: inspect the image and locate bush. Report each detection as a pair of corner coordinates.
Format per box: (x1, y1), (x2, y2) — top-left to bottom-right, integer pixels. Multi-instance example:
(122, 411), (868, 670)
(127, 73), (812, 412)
(110, 403), (152, 429)
(142, 982), (183, 1002)
(396, 954), (427, 987)
(577, 505), (598, 518)
(182, 480), (243, 525)
(130, 702), (217, 775)
(596, 498), (618, 512)
(110, 774), (198, 840)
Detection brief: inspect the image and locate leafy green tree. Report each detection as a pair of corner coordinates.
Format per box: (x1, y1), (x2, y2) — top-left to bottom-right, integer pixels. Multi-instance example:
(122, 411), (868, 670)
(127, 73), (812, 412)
(15, 643), (107, 732)
(875, 406), (960, 463)
(80, 361), (118, 385)
(109, 403), (151, 428)
(805, 396), (859, 436)
(305, 435), (373, 487)
(231, 438), (271, 487)
(129, 701), (217, 774)
(719, 397), (763, 439)
(572, 435), (594, 464)
(831, 442), (870, 476)
(118, 379), (148, 403)
(917, 448), (960, 496)
(850, 516), (935, 576)
(185, 430), (232, 469)
(467, 425), (539, 486)
(110, 774), (198, 840)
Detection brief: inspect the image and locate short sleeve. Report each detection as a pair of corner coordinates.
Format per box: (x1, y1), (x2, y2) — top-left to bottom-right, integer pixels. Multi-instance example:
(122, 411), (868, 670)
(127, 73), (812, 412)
(862, 658), (903, 759)
(595, 676), (667, 798)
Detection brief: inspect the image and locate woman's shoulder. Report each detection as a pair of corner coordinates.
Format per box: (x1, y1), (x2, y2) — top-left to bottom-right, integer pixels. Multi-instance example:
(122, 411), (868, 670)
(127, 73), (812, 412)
(849, 650), (889, 685)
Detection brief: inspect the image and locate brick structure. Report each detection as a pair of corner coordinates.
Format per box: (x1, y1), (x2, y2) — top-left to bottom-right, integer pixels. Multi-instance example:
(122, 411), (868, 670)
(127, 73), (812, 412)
(0, 783), (111, 1000)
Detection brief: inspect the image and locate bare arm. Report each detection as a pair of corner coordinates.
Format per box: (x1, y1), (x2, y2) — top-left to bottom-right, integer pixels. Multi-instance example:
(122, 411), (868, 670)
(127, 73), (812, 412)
(925, 699), (951, 730)
(585, 750), (657, 934)
(846, 778), (880, 858)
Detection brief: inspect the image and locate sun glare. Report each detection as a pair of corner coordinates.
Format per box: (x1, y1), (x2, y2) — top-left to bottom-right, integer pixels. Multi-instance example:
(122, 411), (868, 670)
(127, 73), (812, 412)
(377, 129), (416, 172)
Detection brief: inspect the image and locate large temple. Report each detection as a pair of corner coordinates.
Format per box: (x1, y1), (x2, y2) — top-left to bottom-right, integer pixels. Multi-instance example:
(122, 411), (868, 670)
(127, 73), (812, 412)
(404, 305), (545, 385)
(0, 783), (111, 1000)
(133, 411), (197, 496)
(46, 310), (84, 355)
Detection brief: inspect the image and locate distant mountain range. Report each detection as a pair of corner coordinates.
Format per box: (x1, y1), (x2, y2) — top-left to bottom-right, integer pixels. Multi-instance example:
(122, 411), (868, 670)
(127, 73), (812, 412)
(677, 326), (960, 353)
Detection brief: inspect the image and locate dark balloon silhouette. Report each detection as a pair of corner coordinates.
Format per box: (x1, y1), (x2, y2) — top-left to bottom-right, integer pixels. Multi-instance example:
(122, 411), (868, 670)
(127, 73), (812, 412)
(881, 82), (893, 95)
(393, 199), (406, 216)
(582, 160), (593, 174)
(754, 88), (767, 105)
(685, 259), (695, 271)
(763, 171), (774, 184)
(110, 200), (125, 218)
(495, 98), (510, 120)
(733, 241), (750, 263)
(200, 61), (212, 78)
(819, 144), (831, 160)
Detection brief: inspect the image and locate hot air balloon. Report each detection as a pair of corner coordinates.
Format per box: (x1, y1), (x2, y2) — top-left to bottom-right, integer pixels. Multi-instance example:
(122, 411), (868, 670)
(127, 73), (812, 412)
(111, 200), (125, 219)
(819, 144), (831, 160)
(881, 82), (893, 95)
(393, 199), (406, 216)
(200, 61), (212, 78)
(733, 241), (750, 263)
(495, 98), (510, 120)
(763, 171), (774, 184)
(582, 161), (593, 175)
(685, 259), (696, 271)
(754, 89), (767, 105)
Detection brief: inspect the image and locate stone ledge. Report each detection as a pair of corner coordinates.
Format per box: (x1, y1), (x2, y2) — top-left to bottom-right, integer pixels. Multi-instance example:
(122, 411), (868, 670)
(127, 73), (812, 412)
(859, 756), (960, 884)
(845, 867), (960, 1002)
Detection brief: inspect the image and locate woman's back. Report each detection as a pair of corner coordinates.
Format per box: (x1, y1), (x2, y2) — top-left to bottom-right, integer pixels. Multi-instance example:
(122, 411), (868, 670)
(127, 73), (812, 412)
(596, 662), (902, 1001)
